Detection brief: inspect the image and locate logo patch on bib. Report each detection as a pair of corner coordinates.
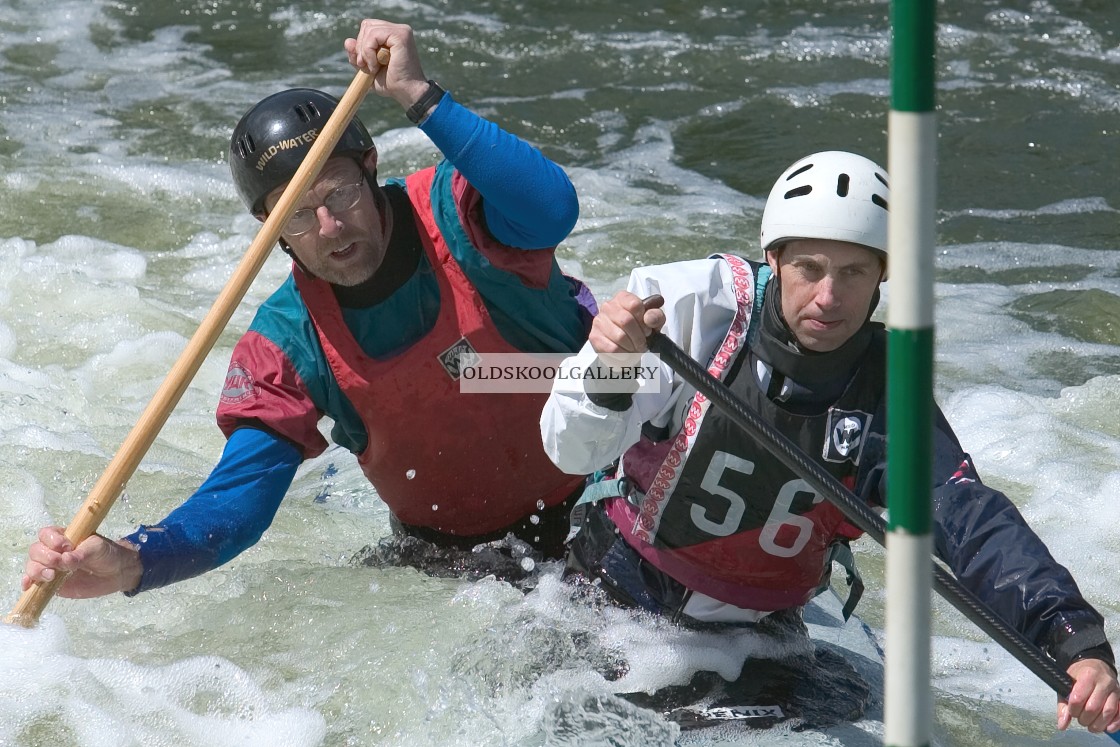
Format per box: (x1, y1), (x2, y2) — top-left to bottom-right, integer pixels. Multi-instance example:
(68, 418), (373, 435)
(437, 336), (480, 380)
(823, 409), (871, 465)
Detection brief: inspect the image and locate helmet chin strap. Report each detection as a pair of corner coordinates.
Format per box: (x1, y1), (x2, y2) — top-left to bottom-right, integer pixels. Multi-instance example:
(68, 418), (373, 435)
(278, 238), (314, 277)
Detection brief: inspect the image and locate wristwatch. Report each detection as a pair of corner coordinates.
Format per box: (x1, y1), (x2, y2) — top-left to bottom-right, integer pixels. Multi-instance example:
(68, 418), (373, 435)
(406, 80), (446, 124)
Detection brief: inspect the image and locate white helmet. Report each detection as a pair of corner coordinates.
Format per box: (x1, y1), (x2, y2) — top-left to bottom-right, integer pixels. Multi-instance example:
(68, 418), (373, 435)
(759, 151), (889, 259)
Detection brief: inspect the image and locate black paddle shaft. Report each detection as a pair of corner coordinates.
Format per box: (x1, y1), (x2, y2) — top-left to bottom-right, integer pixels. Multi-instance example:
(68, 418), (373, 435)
(645, 331), (1074, 697)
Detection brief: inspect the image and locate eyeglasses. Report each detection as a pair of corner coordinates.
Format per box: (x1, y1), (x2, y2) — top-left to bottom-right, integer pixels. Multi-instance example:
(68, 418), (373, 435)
(283, 181), (366, 236)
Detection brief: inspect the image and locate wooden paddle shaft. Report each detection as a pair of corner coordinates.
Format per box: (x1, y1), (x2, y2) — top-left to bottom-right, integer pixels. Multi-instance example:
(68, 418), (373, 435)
(6, 66), (380, 628)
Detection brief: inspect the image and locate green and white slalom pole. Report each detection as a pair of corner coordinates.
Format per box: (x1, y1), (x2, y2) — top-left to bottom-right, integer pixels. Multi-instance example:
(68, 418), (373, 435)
(886, 1), (937, 746)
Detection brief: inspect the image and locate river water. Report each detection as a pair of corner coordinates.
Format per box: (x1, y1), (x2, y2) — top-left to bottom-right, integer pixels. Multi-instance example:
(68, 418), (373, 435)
(0, 1), (1117, 745)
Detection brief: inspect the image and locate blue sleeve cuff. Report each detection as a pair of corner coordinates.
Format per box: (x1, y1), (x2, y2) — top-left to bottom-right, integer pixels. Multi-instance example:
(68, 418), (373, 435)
(123, 427), (301, 595)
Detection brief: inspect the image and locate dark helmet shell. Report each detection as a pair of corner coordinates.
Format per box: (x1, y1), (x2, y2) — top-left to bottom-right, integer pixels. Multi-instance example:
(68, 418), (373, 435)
(228, 88), (374, 214)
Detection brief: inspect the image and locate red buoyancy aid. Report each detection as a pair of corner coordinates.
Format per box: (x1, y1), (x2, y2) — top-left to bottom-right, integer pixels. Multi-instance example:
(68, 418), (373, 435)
(294, 167), (584, 536)
(605, 255), (872, 611)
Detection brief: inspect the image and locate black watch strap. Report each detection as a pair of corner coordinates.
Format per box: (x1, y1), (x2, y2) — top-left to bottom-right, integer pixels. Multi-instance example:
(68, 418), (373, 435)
(405, 80), (446, 124)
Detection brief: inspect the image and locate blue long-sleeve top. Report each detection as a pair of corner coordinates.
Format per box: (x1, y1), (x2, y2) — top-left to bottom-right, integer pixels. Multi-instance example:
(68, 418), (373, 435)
(124, 94), (588, 593)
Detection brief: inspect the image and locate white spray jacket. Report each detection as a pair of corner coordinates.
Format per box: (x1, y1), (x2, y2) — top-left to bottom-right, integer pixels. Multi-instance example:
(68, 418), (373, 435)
(541, 255), (1112, 672)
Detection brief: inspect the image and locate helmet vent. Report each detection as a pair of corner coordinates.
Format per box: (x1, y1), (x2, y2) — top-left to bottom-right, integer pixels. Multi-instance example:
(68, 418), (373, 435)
(236, 134), (255, 158)
(786, 163), (813, 181)
(293, 102), (321, 123)
(836, 174), (850, 197)
(872, 194), (888, 210)
(783, 185), (812, 200)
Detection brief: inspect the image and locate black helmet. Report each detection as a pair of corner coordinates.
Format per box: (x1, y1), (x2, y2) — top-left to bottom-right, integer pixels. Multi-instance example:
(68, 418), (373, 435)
(229, 88), (374, 214)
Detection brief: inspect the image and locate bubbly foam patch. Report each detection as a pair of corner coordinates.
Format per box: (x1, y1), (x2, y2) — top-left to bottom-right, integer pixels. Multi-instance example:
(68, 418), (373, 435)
(0, 615), (327, 747)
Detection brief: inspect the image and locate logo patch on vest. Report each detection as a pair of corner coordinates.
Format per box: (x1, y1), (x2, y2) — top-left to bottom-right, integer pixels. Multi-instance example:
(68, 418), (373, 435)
(823, 408), (871, 465)
(437, 336), (480, 380)
(220, 362), (257, 404)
